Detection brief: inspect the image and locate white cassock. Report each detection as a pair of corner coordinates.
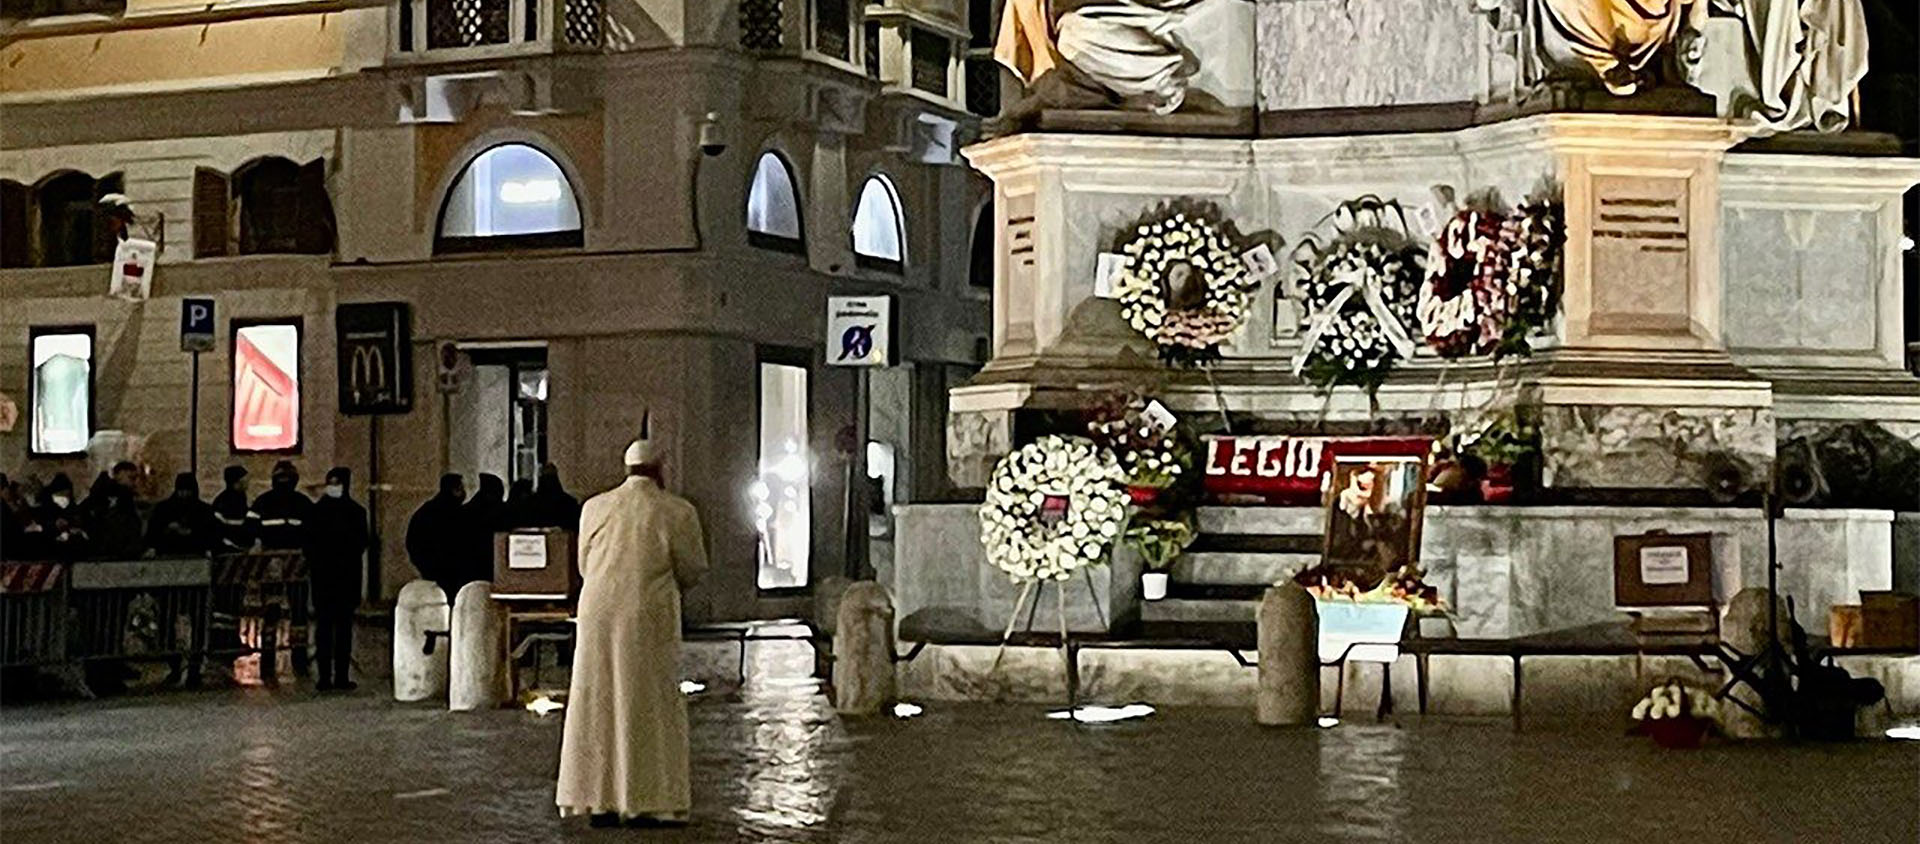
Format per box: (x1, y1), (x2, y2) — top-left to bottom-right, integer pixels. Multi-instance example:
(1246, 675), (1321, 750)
(556, 475), (708, 819)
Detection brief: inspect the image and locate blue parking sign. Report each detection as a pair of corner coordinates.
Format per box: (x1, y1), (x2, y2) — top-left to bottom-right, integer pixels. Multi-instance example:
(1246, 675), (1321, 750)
(181, 298), (215, 353)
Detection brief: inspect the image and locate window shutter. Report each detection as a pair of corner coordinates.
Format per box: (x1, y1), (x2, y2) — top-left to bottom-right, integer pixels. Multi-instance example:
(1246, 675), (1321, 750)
(295, 159), (334, 255)
(193, 167), (231, 258)
(1, 180), (28, 268)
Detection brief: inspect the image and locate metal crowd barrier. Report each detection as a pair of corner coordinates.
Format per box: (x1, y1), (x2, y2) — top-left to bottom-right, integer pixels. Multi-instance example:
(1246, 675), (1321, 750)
(0, 551), (311, 685)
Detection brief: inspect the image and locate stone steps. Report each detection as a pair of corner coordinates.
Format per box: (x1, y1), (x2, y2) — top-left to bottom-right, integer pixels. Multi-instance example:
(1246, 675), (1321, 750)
(1197, 506), (1323, 535)
(1171, 551), (1317, 585)
(1141, 596), (1259, 623)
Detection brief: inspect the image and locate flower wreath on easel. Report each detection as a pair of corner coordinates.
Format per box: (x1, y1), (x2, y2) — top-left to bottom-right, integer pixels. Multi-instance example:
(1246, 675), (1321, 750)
(1417, 190), (1564, 360)
(1286, 196), (1425, 393)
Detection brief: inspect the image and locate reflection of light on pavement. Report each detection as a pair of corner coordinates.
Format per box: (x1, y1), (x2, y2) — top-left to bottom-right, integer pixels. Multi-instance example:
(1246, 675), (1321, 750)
(891, 702), (923, 719)
(679, 680), (707, 695)
(1317, 716), (1340, 728)
(525, 695), (565, 716)
(1046, 703), (1154, 723)
(1887, 725), (1920, 741)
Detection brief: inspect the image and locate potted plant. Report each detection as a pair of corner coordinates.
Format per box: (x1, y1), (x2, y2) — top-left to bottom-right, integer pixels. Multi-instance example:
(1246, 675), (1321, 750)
(1294, 564), (1445, 662)
(1630, 679), (1720, 748)
(1125, 516), (1195, 601)
(1454, 410), (1537, 504)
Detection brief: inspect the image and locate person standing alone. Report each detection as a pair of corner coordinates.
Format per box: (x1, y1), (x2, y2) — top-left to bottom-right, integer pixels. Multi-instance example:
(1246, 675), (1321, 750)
(307, 467), (368, 691)
(556, 420), (708, 828)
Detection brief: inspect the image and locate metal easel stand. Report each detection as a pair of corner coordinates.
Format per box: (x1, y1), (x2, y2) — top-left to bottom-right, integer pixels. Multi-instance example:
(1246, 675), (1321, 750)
(984, 568), (1109, 721)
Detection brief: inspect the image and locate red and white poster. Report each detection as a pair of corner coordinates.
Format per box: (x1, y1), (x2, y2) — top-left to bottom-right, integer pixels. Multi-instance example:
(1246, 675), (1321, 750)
(1202, 435), (1432, 505)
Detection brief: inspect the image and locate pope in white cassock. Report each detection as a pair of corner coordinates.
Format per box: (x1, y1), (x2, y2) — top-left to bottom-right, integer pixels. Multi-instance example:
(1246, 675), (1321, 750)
(556, 419), (709, 828)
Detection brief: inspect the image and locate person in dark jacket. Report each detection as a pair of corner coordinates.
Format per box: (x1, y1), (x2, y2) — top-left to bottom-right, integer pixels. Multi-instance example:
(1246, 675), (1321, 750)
(458, 473), (508, 596)
(0, 474), (29, 561)
(147, 473), (217, 556)
(502, 478), (535, 528)
(528, 462), (582, 530)
(251, 461), (313, 551)
(82, 466), (143, 559)
(406, 474), (467, 601)
(307, 467), (369, 691)
(211, 465), (255, 552)
(28, 473), (87, 560)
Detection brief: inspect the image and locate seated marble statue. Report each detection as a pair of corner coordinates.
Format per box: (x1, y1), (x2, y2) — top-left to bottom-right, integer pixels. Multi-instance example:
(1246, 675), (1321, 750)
(1532, 0), (1867, 132)
(994, 0), (1253, 119)
(1680, 0), (1868, 134)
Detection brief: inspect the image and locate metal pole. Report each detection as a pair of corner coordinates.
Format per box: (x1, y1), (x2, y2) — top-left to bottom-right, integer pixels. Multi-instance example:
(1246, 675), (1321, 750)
(845, 367), (871, 580)
(188, 351), (201, 478)
(366, 415), (382, 605)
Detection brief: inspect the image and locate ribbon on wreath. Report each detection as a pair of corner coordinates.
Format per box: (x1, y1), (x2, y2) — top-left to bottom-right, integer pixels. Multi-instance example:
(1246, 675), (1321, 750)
(1289, 262), (1417, 375)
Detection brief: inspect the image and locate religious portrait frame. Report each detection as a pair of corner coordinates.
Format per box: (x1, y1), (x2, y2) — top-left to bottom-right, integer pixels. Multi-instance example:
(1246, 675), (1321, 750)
(1319, 454), (1429, 586)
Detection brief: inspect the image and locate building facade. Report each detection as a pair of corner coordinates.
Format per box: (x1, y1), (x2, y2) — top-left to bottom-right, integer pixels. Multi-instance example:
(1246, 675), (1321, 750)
(0, 0), (999, 620)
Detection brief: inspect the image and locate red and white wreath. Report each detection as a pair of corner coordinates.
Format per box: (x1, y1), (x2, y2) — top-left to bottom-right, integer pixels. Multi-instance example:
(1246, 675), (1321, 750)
(1417, 209), (1512, 358)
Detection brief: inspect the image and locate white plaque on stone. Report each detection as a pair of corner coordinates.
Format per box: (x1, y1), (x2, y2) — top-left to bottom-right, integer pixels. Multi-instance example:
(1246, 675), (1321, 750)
(1638, 545), (1689, 586)
(508, 534), (547, 570)
(1590, 175), (1691, 334)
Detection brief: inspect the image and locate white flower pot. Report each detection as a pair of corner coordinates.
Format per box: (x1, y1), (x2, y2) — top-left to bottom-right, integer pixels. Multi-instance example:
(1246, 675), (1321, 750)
(1141, 572), (1169, 601)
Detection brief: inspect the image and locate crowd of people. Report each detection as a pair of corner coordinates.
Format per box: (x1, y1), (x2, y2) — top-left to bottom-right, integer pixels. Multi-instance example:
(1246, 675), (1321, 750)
(403, 464), (580, 601)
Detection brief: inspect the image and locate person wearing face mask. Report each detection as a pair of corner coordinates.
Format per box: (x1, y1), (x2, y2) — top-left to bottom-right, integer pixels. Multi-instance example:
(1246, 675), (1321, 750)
(147, 473), (217, 557)
(251, 461), (313, 551)
(211, 465), (257, 552)
(306, 467), (369, 691)
(31, 473), (89, 561)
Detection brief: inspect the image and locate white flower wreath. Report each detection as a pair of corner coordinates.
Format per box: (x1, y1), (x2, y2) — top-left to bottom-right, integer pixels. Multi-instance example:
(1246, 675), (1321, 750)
(1112, 210), (1255, 366)
(979, 435), (1130, 583)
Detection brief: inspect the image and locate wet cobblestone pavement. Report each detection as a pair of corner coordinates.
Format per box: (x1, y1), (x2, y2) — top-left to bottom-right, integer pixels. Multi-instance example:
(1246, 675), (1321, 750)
(4, 642), (1917, 843)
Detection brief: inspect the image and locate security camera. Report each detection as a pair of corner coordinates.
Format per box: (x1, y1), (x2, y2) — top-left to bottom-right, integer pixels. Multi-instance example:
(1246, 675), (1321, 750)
(697, 112), (725, 157)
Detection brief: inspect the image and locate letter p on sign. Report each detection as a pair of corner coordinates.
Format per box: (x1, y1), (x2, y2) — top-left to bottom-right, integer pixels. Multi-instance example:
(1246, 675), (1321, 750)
(181, 298), (216, 353)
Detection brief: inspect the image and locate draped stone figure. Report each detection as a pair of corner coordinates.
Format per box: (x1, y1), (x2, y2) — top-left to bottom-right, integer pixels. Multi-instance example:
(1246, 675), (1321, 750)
(994, 0), (1254, 118)
(1681, 0), (1869, 133)
(1535, 0), (1704, 95)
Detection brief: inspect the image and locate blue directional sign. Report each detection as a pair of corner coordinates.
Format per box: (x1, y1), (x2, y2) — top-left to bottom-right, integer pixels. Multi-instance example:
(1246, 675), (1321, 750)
(180, 298), (216, 353)
(826, 295), (893, 367)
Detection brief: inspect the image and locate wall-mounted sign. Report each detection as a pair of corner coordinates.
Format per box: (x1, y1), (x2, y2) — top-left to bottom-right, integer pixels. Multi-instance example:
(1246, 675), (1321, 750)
(1202, 435), (1432, 505)
(827, 295), (894, 367)
(180, 298), (216, 353)
(109, 238), (157, 301)
(336, 302), (414, 415)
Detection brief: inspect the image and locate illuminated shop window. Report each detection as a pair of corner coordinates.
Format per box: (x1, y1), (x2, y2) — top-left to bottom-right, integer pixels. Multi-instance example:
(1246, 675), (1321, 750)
(850, 175), (903, 272)
(436, 144), (583, 252)
(30, 329), (93, 455)
(232, 321), (301, 452)
(754, 359), (810, 590)
(745, 152), (803, 251)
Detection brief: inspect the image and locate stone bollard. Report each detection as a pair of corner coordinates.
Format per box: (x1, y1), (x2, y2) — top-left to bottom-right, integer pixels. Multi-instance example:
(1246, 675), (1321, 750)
(393, 580), (450, 702)
(832, 581), (897, 715)
(1721, 587), (1789, 739)
(450, 581), (510, 712)
(1257, 584), (1319, 726)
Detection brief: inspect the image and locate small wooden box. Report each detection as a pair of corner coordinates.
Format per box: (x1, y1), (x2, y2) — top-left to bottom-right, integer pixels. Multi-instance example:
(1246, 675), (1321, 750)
(1859, 592), (1919, 651)
(492, 529), (578, 602)
(1614, 532), (1715, 609)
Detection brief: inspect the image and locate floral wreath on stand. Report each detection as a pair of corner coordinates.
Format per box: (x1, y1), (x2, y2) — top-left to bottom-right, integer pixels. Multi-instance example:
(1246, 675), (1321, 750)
(1111, 201), (1262, 368)
(1286, 196), (1425, 393)
(1417, 191), (1565, 360)
(979, 435), (1130, 583)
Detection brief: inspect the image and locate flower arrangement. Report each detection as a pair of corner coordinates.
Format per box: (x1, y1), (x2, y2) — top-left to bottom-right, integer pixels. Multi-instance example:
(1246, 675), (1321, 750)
(1415, 193), (1565, 361)
(1293, 563), (1445, 612)
(1085, 394), (1192, 491)
(1111, 202), (1260, 367)
(1123, 516), (1197, 573)
(979, 435), (1130, 583)
(1418, 208), (1512, 358)
(1497, 196), (1564, 358)
(1631, 679), (1721, 748)
(1288, 196), (1425, 392)
(1451, 410), (1538, 467)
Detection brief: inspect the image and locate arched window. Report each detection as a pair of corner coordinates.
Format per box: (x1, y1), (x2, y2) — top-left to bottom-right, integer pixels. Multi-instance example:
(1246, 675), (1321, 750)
(968, 201), (993, 289)
(436, 143), (583, 253)
(850, 175), (903, 272)
(35, 171), (121, 267)
(745, 151), (803, 252)
(232, 157), (334, 255)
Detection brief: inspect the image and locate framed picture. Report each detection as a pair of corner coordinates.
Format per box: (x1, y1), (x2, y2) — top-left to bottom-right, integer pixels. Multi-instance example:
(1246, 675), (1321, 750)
(1319, 455), (1428, 590)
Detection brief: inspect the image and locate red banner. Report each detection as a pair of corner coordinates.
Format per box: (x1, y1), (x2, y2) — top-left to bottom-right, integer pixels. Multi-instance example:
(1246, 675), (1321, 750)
(1202, 435), (1432, 505)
